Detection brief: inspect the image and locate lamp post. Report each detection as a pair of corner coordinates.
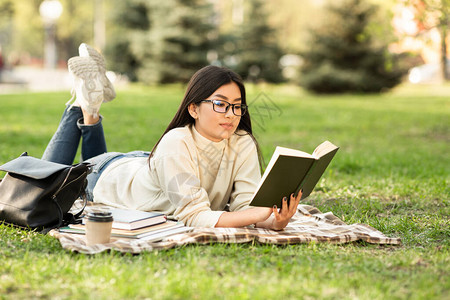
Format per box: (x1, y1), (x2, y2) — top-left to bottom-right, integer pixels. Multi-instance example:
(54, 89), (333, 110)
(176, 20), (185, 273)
(39, 0), (63, 69)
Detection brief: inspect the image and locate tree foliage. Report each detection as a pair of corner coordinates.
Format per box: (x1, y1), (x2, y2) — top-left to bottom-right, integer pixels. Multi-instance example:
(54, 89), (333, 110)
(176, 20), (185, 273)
(0, 0), (94, 65)
(107, 0), (216, 84)
(106, 0), (285, 84)
(0, 0), (406, 87)
(105, 0), (149, 81)
(229, 0), (284, 83)
(300, 0), (405, 93)
(0, 0), (14, 51)
(144, 0), (215, 84)
(408, 0), (450, 80)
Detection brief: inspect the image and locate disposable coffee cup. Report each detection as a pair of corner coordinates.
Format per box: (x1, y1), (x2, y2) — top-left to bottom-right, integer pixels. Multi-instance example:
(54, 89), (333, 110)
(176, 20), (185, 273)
(85, 211), (113, 245)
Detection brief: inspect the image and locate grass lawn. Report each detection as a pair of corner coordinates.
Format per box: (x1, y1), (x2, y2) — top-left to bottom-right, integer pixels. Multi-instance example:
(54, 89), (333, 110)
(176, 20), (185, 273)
(0, 83), (448, 299)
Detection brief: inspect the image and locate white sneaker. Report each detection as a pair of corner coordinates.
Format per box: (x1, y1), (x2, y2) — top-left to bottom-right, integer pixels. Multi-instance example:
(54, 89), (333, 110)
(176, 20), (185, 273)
(67, 56), (104, 118)
(78, 43), (116, 103)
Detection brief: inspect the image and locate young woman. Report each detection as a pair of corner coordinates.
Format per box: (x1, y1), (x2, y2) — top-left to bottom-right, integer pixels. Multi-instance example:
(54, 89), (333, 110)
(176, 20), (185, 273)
(43, 44), (301, 230)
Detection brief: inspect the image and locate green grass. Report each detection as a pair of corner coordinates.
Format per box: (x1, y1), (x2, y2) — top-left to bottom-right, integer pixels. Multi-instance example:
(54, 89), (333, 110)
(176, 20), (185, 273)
(0, 83), (448, 299)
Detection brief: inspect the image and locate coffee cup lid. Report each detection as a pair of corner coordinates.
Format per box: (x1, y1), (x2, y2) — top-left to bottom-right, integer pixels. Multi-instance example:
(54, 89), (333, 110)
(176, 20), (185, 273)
(85, 211), (113, 222)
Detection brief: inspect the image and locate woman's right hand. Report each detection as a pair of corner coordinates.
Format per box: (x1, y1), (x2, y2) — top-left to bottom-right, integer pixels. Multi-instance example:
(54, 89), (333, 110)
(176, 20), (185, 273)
(269, 190), (302, 230)
(255, 190), (302, 230)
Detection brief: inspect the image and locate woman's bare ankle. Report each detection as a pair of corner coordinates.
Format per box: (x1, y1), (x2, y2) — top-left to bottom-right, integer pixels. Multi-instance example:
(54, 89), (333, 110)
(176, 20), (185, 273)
(82, 108), (100, 125)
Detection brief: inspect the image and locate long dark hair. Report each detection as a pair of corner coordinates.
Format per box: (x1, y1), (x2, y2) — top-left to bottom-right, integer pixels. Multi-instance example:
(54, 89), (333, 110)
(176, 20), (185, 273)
(149, 65), (263, 169)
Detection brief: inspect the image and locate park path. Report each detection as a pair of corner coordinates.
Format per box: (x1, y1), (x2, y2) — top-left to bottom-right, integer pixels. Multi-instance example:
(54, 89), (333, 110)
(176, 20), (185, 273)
(0, 67), (127, 94)
(0, 67), (72, 94)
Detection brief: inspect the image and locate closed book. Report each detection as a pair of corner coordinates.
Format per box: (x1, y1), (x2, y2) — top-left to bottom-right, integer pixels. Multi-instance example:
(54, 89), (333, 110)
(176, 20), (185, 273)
(139, 226), (193, 242)
(82, 208), (166, 230)
(250, 141), (339, 208)
(64, 220), (185, 239)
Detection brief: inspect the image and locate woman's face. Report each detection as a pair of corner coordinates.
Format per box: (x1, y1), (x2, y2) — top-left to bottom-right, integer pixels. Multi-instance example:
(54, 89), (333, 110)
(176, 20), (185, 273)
(188, 82), (242, 142)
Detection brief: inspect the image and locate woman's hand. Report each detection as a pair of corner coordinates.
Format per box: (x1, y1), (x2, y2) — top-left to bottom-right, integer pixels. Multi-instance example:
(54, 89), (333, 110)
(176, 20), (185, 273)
(256, 190), (302, 231)
(216, 192), (301, 229)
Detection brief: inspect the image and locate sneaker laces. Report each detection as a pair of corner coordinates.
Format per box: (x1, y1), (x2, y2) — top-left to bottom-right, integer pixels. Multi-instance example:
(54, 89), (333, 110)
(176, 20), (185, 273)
(79, 43), (116, 102)
(65, 88), (76, 110)
(65, 72), (79, 110)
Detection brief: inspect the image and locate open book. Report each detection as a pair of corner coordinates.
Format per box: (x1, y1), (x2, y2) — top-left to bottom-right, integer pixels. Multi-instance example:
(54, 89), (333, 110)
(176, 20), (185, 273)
(249, 141), (339, 208)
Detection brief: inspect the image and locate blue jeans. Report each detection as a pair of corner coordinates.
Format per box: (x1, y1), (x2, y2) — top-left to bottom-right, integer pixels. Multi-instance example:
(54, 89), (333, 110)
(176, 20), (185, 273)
(42, 106), (107, 164)
(42, 106), (149, 201)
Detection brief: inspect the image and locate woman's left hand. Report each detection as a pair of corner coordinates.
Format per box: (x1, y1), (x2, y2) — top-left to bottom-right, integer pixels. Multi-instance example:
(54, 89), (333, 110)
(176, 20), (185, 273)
(270, 190), (302, 231)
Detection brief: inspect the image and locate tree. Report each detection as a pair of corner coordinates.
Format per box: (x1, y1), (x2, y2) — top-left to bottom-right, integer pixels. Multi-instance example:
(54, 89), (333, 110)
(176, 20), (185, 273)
(129, 0), (216, 84)
(228, 0), (284, 83)
(106, 0), (149, 81)
(0, 0), (14, 55)
(300, 0), (405, 93)
(57, 0), (95, 60)
(408, 0), (450, 80)
(0, 0), (97, 65)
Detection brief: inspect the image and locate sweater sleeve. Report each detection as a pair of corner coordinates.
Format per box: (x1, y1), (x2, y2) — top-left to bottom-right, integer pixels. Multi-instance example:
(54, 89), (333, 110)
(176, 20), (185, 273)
(228, 136), (261, 212)
(152, 150), (225, 228)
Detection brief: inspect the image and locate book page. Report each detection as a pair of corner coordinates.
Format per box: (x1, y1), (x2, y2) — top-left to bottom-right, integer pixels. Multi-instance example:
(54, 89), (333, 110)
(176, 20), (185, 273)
(312, 141), (339, 158)
(275, 146), (314, 159)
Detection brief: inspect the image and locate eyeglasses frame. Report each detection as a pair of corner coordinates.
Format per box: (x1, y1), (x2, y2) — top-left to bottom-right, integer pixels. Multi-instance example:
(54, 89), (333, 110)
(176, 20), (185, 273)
(198, 99), (248, 116)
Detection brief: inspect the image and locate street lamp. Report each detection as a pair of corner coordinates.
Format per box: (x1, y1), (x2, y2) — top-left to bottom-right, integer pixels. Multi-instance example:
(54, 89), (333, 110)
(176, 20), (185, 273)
(39, 0), (63, 69)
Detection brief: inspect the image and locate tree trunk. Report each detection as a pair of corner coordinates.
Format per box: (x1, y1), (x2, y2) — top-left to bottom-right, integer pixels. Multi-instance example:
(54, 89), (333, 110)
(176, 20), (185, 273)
(441, 25), (449, 81)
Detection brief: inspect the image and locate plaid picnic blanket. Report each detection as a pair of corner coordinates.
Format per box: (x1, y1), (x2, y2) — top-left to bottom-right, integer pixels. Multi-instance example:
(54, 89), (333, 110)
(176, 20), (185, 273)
(49, 204), (401, 254)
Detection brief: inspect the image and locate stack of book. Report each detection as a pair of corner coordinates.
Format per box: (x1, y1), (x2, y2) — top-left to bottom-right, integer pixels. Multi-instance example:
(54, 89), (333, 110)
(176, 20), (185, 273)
(59, 208), (192, 242)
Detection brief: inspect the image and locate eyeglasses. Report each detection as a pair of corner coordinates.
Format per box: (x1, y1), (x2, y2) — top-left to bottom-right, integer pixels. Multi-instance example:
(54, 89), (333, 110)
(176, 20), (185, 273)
(199, 99), (248, 116)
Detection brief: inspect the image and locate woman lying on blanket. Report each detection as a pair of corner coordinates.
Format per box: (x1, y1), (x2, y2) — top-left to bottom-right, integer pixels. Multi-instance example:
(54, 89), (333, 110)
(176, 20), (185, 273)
(43, 43), (301, 230)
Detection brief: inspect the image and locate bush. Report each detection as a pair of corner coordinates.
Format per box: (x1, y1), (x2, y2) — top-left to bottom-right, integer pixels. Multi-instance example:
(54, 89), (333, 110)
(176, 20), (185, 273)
(300, 0), (405, 94)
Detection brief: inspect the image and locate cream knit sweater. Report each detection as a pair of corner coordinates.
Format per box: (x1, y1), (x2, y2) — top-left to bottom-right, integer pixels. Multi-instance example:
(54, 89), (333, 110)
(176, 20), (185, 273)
(93, 125), (261, 227)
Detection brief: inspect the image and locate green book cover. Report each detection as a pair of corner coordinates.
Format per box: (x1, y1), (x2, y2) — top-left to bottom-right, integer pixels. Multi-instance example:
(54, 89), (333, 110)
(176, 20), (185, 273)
(250, 141), (339, 208)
